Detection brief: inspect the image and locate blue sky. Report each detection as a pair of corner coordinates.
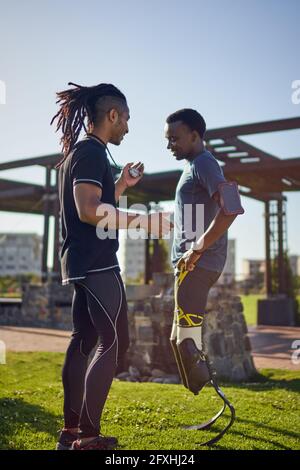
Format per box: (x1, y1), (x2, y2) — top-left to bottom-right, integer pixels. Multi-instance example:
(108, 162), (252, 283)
(0, 0), (299, 274)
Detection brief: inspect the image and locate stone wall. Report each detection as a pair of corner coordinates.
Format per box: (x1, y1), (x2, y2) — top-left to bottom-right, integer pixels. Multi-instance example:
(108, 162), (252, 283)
(123, 273), (256, 382)
(0, 273), (257, 382)
(0, 282), (74, 330)
(203, 288), (255, 381)
(0, 300), (23, 325)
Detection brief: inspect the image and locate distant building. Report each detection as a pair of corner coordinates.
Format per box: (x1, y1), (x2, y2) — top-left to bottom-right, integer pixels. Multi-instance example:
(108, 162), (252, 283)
(120, 217), (236, 285)
(119, 208), (174, 283)
(289, 255), (300, 276)
(219, 239), (236, 284)
(242, 255), (300, 280)
(0, 233), (42, 276)
(119, 233), (174, 283)
(119, 230), (146, 283)
(242, 259), (265, 280)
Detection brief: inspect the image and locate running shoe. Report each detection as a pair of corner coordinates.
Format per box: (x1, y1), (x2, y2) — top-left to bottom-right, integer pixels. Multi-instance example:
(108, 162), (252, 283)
(56, 429), (78, 450)
(71, 434), (118, 450)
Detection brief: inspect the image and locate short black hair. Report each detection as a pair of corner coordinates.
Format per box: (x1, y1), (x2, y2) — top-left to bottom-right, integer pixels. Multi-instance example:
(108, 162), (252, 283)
(166, 108), (206, 139)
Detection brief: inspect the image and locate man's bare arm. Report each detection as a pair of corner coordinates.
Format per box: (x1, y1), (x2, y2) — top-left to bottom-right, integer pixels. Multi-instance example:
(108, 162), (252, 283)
(194, 192), (237, 252)
(114, 178), (127, 203)
(73, 183), (173, 236)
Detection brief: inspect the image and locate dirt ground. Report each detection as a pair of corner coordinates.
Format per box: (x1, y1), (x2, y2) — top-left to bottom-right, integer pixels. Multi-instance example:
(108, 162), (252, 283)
(0, 324), (300, 370)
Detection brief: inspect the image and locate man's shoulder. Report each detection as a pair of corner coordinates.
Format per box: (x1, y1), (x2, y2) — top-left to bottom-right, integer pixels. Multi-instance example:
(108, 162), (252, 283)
(192, 150), (220, 173)
(193, 150), (217, 165)
(70, 138), (107, 168)
(75, 137), (107, 157)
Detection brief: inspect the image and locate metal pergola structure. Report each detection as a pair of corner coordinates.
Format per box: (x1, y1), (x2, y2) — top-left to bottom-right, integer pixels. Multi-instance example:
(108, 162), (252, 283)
(204, 117), (300, 295)
(0, 117), (300, 291)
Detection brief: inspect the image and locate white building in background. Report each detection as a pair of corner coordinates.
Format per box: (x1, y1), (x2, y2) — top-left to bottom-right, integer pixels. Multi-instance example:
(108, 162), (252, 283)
(218, 239), (236, 284)
(0, 233), (42, 276)
(119, 222), (175, 283)
(119, 208), (174, 283)
(242, 259), (265, 280)
(242, 255), (300, 280)
(119, 230), (146, 283)
(289, 255), (300, 276)
(120, 223), (236, 284)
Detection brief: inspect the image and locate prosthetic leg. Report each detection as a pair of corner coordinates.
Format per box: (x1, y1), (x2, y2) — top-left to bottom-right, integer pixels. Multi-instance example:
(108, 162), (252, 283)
(170, 269), (235, 446)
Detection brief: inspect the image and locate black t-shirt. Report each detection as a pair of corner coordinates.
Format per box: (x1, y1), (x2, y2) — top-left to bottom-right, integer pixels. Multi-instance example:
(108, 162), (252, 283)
(58, 135), (119, 285)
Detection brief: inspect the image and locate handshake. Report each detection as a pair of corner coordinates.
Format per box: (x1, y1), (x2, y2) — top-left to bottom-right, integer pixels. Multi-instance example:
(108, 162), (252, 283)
(95, 203), (173, 240)
(137, 211), (174, 239)
(118, 163), (173, 238)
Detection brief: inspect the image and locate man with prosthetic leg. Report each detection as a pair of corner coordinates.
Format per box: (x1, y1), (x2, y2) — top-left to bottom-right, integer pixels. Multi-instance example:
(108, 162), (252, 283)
(165, 109), (244, 446)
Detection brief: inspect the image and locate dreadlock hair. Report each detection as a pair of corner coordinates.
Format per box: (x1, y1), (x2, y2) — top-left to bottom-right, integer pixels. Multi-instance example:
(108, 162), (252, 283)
(166, 108), (206, 139)
(51, 82), (127, 168)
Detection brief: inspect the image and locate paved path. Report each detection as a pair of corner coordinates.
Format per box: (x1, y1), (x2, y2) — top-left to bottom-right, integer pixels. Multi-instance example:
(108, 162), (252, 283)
(1, 325), (300, 371)
(0, 326), (70, 353)
(248, 325), (300, 371)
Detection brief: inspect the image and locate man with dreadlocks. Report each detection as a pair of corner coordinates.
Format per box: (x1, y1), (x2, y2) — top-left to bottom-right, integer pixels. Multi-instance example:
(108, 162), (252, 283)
(51, 82), (172, 450)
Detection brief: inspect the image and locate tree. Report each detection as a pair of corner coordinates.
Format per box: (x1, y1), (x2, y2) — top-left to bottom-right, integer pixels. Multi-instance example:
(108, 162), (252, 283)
(149, 239), (172, 276)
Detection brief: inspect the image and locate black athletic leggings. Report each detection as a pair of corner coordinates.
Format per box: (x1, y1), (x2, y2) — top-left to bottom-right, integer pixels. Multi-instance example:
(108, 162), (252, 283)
(62, 268), (129, 437)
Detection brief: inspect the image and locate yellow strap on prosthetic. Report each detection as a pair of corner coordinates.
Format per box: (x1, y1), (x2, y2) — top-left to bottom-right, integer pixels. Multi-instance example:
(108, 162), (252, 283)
(175, 269), (204, 327)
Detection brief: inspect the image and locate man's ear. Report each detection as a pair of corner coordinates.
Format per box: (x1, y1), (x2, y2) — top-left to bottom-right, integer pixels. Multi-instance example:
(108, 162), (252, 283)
(108, 108), (119, 124)
(192, 130), (200, 143)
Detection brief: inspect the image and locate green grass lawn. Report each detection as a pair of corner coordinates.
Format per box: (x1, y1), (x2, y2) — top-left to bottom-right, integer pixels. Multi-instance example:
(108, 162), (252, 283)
(0, 352), (299, 450)
(240, 294), (265, 326)
(240, 294), (300, 326)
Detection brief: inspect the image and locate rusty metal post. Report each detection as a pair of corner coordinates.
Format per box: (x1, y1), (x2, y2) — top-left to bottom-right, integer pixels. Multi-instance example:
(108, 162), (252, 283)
(52, 169), (61, 280)
(265, 200), (272, 296)
(42, 166), (51, 283)
(145, 204), (151, 284)
(277, 199), (285, 294)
